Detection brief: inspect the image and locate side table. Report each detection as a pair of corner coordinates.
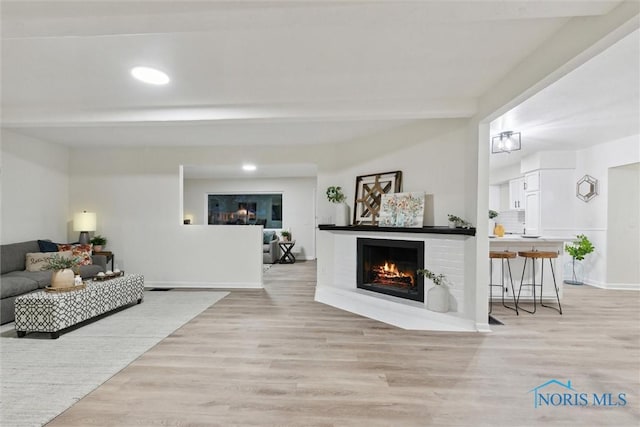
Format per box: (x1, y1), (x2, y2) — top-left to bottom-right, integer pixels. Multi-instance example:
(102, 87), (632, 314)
(94, 251), (114, 270)
(278, 240), (296, 264)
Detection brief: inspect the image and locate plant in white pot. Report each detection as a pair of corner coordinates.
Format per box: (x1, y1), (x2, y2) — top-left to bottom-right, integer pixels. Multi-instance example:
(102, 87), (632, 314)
(281, 230), (292, 242)
(564, 234), (595, 285)
(44, 254), (81, 288)
(418, 268), (450, 312)
(447, 214), (472, 229)
(90, 234), (107, 252)
(326, 186), (350, 226)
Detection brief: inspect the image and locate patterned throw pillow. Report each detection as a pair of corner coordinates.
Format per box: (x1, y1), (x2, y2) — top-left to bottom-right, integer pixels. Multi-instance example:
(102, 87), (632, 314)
(57, 244), (93, 266)
(25, 251), (74, 272)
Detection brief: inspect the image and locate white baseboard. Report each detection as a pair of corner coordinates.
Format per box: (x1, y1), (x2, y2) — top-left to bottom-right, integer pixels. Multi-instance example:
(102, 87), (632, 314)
(145, 281), (263, 289)
(571, 277), (640, 291)
(587, 282), (640, 291)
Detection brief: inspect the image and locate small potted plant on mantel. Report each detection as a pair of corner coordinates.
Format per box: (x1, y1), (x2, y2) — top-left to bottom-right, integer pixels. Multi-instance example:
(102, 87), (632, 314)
(90, 234), (108, 252)
(564, 234), (595, 285)
(326, 186), (349, 226)
(417, 268), (450, 313)
(44, 254), (81, 288)
(447, 214), (472, 229)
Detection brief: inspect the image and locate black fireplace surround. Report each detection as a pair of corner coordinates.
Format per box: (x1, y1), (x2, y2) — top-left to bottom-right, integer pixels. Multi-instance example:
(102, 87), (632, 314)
(357, 238), (425, 302)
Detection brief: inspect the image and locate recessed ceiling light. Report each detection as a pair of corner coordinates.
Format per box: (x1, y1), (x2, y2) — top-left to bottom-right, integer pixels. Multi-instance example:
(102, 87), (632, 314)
(242, 164), (257, 172)
(131, 66), (170, 85)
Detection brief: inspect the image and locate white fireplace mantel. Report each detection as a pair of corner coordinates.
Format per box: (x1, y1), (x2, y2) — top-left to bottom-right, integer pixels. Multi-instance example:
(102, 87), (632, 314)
(315, 227), (477, 331)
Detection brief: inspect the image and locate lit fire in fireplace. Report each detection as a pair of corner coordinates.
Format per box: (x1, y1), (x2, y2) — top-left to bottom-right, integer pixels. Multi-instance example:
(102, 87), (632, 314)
(371, 261), (415, 288)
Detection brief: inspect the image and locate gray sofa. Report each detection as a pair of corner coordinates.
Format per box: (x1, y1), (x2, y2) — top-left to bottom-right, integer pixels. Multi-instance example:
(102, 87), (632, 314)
(262, 231), (281, 264)
(1, 240), (107, 324)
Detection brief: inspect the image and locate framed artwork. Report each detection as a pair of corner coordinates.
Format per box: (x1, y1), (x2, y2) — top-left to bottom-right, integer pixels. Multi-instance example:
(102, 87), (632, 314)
(353, 171), (402, 225)
(379, 192), (425, 228)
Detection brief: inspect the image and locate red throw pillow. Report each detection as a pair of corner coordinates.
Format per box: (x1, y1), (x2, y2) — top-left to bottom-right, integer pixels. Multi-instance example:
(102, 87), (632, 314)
(57, 244), (93, 266)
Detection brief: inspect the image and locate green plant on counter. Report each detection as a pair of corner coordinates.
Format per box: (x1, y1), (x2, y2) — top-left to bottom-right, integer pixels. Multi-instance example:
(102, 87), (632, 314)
(417, 268), (446, 286)
(488, 210), (499, 219)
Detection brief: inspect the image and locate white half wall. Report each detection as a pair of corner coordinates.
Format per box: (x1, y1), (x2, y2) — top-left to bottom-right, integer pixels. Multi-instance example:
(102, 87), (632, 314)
(68, 159), (263, 288)
(184, 177), (317, 259)
(0, 130), (69, 244)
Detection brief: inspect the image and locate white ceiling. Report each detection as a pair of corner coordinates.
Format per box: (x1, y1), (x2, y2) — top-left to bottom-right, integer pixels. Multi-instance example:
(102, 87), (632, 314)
(0, 0), (633, 151)
(489, 27), (640, 173)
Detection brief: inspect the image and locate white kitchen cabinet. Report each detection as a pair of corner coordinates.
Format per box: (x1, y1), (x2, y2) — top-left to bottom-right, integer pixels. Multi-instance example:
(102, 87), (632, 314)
(525, 171), (539, 192)
(509, 178), (525, 210)
(524, 191), (540, 235)
(523, 169), (574, 235)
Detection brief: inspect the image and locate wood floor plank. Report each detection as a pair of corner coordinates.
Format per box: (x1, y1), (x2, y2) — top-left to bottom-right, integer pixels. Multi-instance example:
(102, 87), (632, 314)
(47, 261), (640, 426)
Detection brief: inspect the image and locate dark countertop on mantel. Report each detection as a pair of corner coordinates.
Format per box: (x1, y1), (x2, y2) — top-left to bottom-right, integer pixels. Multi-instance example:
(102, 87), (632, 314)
(318, 224), (476, 236)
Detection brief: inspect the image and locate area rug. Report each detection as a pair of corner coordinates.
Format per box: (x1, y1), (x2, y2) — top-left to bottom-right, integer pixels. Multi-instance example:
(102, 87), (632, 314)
(0, 290), (228, 427)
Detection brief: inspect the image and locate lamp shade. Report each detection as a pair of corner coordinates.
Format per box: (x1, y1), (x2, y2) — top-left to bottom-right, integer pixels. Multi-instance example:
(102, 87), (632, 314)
(73, 211), (96, 232)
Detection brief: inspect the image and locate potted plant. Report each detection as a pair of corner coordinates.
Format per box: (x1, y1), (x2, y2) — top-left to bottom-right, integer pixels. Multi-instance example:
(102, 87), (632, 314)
(564, 234), (595, 285)
(489, 210), (499, 235)
(447, 214), (472, 229)
(417, 268), (449, 312)
(44, 253), (81, 288)
(326, 186), (349, 226)
(281, 230), (292, 242)
(90, 234), (108, 252)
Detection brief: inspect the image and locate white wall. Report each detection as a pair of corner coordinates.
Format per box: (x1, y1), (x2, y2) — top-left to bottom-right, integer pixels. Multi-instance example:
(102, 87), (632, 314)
(1, 130), (69, 244)
(184, 177), (317, 259)
(316, 119), (470, 227)
(571, 135), (640, 288)
(607, 162), (640, 286)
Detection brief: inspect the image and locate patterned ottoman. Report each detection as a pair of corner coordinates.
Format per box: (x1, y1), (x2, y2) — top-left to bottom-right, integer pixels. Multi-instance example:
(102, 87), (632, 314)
(15, 274), (145, 339)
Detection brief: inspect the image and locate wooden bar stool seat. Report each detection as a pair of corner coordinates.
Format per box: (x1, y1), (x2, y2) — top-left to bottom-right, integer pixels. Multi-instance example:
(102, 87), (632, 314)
(516, 250), (562, 315)
(489, 251), (519, 315)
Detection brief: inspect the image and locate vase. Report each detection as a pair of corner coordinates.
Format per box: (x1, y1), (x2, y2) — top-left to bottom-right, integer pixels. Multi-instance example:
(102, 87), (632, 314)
(426, 284), (449, 312)
(494, 223), (505, 237)
(93, 245), (103, 252)
(448, 221), (456, 229)
(564, 259), (585, 285)
(489, 220), (495, 235)
(51, 269), (74, 288)
(335, 203), (350, 226)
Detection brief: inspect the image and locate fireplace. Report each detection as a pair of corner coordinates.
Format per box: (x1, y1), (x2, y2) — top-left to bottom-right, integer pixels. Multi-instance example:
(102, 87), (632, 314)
(357, 238), (425, 302)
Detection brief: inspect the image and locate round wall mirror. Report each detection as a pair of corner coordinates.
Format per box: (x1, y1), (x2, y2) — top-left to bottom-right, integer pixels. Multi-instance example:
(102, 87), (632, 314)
(576, 174), (598, 202)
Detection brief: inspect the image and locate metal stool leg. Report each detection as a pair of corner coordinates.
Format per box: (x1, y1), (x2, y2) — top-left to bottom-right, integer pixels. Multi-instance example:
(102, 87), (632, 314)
(489, 259), (493, 314)
(517, 257), (538, 314)
(540, 258), (563, 314)
(504, 258), (519, 315)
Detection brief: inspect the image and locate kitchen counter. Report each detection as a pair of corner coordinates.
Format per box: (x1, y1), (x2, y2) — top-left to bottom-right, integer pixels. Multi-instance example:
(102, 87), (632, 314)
(489, 235), (573, 243)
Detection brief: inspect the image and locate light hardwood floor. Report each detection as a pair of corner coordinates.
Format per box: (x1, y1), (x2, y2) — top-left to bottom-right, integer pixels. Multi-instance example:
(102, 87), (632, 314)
(49, 261), (639, 426)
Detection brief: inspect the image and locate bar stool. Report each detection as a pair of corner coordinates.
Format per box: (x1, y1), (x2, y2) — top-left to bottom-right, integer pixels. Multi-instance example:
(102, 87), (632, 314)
(489, 251), (519, 315)
(516, 250), (562, 314)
